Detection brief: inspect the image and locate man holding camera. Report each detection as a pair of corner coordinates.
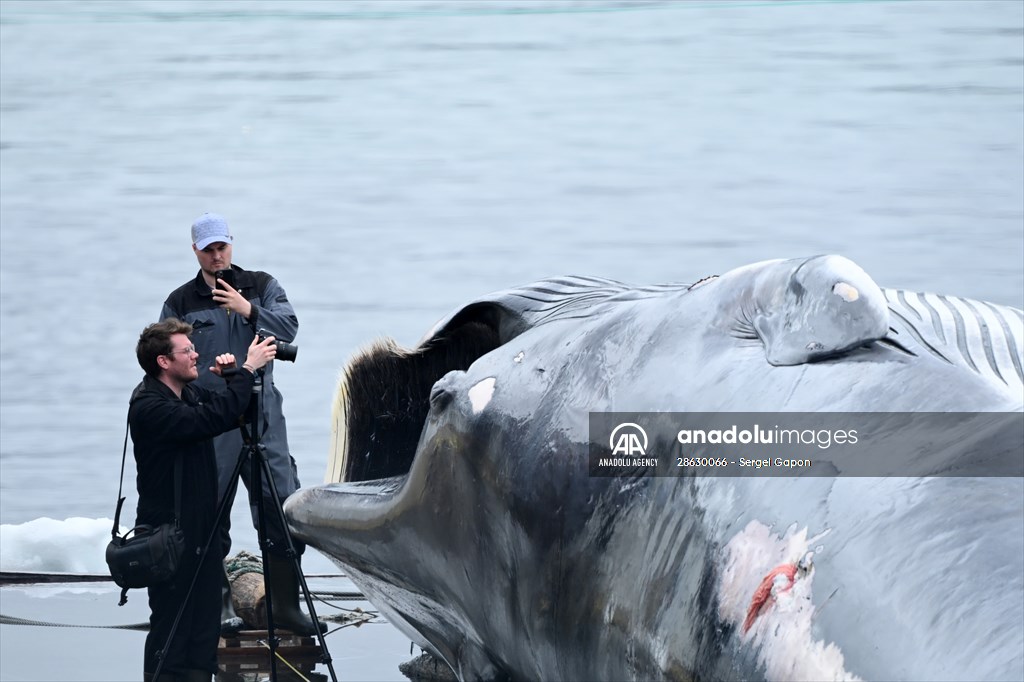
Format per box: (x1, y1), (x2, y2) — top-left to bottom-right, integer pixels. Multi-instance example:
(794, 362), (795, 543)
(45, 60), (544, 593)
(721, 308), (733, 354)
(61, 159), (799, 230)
(132, 319), (277, 681)
(160, 212), (322, 636)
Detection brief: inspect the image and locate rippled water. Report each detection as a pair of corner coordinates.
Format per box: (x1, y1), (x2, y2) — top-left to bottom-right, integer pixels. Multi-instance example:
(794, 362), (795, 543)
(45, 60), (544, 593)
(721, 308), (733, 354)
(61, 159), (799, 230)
(1, 1), (1022, 679)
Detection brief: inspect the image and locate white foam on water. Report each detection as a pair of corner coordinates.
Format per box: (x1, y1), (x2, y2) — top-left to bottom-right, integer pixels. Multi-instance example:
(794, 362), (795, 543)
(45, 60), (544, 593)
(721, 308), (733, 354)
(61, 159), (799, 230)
(0, 517), (127, 574)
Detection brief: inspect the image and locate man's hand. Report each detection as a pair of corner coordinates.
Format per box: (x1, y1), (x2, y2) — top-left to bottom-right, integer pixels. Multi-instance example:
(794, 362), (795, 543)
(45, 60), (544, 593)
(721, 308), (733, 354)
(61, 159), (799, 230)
(243, 335), (277, 373)
(209, 353), (237, 377)
(212, 278), (253, 319)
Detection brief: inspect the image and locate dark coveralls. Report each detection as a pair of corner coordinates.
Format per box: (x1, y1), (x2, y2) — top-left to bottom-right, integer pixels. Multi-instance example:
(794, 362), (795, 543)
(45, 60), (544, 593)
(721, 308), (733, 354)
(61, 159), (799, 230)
(160, 265), (302, 558)
(129, 370), (255, 676)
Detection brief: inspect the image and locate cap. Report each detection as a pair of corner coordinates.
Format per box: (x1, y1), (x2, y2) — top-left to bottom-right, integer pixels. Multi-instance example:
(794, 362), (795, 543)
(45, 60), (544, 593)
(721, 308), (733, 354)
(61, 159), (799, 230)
(191, 213), (233, 250)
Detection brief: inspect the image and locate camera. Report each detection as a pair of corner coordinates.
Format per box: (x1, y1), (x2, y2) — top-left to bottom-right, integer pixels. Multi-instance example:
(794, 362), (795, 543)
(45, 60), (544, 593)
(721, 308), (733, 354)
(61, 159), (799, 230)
(257, 328), (298, 363)
(215, 269), (236, 290)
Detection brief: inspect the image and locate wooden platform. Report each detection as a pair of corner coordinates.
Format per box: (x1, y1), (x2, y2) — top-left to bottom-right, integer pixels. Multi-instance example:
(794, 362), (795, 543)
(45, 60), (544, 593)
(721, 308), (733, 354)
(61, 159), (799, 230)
(218, 630), (326, 680)
(219, 629), (322, 658)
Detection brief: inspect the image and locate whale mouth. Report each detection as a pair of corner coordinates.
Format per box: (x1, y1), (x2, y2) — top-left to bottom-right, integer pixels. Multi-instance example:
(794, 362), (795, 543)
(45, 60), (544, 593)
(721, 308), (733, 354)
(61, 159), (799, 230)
(320, 275), (685, 484)
(327, 318), (502, 484)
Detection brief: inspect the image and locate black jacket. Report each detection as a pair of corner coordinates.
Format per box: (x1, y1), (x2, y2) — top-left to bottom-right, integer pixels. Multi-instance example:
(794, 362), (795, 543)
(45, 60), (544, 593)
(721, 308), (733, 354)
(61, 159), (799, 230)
(129, 371), (255, 548)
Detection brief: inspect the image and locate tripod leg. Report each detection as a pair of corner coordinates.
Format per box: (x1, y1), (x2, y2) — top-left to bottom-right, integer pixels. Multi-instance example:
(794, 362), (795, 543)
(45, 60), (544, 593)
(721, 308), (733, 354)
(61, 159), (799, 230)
(244, 377), (337, 682)
(216, 437), (246, 636)
(253, 446), (337, 682)
(252, 448), (280, 682)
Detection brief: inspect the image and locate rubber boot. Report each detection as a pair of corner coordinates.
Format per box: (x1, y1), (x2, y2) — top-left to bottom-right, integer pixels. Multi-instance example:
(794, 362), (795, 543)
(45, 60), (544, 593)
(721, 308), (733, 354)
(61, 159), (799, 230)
(180, 670), (212, 682)
(219, 565), (244, 636)
(266, 554), (327, 635)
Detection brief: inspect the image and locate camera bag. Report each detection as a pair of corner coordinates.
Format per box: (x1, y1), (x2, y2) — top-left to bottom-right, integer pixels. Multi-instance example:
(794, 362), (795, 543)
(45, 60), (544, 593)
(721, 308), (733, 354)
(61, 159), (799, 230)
(105, 412), (186, 605)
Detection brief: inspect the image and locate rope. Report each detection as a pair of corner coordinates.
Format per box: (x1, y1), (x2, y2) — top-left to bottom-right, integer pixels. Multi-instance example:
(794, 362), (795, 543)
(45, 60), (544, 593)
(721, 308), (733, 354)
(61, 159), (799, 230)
(3, 554), (367, 631)
(310, 590), (369, 601)
(258, 639), (313, 682)
(0, 570), (349, 585)
(0, 589), (371, 630)
(225, 549), (264, 581)
(0, 614), (148, 630)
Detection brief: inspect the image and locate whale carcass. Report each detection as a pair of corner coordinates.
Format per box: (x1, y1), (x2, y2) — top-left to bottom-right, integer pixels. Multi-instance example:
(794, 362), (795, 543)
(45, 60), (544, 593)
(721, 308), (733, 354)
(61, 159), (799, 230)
(284, 255), (1024, 682)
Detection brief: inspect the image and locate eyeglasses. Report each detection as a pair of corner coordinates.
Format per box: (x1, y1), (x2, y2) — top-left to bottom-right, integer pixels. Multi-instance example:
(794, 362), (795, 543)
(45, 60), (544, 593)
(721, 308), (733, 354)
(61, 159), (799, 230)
(166, 345), (197, 357)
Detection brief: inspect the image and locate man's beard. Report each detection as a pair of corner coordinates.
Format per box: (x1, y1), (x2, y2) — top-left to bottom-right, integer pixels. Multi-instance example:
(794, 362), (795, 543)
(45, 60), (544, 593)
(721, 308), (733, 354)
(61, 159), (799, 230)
(172, 365), (198, 384)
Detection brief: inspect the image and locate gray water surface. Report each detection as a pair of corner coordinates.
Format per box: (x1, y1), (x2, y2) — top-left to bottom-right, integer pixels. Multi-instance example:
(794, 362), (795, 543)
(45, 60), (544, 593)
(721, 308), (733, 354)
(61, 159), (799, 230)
(1, 1), (1022, 680)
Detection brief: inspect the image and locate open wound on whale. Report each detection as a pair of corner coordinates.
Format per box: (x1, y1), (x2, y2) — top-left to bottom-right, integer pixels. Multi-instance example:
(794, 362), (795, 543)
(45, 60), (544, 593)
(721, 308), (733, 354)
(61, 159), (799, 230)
(718, 520), (861, 682)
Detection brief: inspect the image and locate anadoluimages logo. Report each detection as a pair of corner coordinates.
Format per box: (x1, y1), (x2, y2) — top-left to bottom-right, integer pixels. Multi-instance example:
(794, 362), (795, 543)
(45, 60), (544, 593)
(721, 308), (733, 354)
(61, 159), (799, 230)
(610, 423), (648, 456)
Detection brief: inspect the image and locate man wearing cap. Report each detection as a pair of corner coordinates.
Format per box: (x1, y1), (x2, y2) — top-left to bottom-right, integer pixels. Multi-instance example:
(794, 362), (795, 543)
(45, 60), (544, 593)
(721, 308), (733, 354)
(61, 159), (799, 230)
(160, 212), (323, 636)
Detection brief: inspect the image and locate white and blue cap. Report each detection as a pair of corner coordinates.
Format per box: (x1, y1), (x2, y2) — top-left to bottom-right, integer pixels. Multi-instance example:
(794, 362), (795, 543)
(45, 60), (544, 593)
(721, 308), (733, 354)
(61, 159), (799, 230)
(191, 212), (233, 250)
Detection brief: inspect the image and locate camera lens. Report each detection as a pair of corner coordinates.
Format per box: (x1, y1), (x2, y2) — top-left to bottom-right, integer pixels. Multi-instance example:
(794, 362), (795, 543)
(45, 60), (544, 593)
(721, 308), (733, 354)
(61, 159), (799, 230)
(275, 342), (298, 363)
(257, 329), (297, 363)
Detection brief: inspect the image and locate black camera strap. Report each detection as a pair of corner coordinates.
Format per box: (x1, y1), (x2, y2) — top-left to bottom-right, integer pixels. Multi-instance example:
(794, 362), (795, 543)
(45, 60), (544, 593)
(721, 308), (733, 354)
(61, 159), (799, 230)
(112, 403), (182, 606)
(111, 412), (131, 539)
(112, 408), (183, 538)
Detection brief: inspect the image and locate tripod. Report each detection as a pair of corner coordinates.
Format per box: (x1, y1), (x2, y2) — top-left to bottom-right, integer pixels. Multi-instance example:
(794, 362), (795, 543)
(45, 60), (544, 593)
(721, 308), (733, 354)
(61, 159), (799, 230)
(153, 370), (337, 682)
